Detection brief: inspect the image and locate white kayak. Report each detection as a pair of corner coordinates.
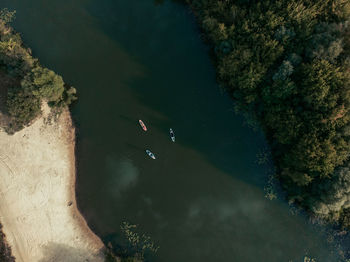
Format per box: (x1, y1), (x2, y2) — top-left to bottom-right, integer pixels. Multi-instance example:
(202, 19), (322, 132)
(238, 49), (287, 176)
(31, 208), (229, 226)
(170, 128), (175, 142)
(146, 149), (156, 159)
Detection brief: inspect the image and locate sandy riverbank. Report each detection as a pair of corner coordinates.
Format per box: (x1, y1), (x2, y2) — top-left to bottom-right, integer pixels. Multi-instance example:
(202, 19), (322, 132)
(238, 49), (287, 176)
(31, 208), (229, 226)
(0, 104), (104, 262)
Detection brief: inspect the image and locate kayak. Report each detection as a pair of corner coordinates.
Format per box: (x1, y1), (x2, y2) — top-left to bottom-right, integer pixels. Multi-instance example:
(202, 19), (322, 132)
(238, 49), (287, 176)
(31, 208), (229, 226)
(146, 149), (156, 159)
(139, 120), (147, 131)
(169, 128), (175, 142)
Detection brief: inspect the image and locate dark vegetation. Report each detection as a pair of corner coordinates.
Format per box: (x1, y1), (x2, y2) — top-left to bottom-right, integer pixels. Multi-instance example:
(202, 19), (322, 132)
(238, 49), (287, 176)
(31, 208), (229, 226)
(180, 0), (350, 228)
(0, 224), (15, 262)
(104, 222), (159, 262)
(0, 9), (76, 134)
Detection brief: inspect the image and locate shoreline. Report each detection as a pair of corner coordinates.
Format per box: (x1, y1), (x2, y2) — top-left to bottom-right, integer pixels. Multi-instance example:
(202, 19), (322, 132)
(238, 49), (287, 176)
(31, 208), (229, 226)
(64, 106), (106, 257)
(65, 107), (105, 252)
(0, 104), (105, 262)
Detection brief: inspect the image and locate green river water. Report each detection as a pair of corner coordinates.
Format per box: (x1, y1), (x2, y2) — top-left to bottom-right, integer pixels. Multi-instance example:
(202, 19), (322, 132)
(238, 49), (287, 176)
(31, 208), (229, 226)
(1, 0), (343, 261)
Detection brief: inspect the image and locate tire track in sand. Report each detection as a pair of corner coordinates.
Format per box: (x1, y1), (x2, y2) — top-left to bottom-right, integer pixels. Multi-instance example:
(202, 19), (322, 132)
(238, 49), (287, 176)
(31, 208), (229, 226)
(0, 155), (27, 262)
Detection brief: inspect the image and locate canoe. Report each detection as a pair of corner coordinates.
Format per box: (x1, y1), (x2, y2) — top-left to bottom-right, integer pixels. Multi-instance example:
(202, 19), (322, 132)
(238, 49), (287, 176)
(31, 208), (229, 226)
(146, 149), (156, 159)
(139, 120), (147, 131)
(170, 128), (175, 142)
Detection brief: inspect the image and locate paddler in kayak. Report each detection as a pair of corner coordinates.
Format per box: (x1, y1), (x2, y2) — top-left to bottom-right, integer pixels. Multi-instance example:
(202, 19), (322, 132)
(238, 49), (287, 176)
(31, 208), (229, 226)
(139, 120), (147, 131)
(146, 149), (156, 159)
(170, 128), (175, 142)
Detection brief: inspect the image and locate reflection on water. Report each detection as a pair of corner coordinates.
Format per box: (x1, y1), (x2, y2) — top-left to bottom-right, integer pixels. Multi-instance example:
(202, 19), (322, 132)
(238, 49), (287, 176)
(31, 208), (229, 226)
(1, 0), (342, 261)
(106, 157), (139, 198)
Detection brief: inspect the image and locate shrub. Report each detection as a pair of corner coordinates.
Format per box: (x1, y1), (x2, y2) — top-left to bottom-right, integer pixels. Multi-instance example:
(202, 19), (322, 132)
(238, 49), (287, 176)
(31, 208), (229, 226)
(22, 66), (65, 102)
(6, 86), (41, 132)
(0, 9), (77, 132)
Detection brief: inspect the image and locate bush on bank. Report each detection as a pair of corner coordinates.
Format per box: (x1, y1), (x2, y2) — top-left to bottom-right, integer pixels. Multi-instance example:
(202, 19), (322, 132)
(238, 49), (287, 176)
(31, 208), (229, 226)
(0, 9), (77, 133)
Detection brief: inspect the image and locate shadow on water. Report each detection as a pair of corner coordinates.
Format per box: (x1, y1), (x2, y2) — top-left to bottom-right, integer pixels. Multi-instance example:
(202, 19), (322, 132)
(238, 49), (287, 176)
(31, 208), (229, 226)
(38, 242), (103, 262)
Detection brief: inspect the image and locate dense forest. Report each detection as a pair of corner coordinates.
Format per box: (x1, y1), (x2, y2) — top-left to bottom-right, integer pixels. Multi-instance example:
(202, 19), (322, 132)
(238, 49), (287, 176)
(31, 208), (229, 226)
(0, 9), (76, 134)
(181, 0), (350, 228)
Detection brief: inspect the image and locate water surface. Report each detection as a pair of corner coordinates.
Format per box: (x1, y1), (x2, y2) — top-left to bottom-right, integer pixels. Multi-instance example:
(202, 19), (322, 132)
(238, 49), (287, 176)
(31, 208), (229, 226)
(2, 0), (341, 261)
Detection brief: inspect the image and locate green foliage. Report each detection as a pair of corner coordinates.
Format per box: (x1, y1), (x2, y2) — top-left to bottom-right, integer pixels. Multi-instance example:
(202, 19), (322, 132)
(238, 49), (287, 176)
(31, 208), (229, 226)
(339, 208), (350, 229)
(304, 257), (316, 262)
(0, 9), (77, 132)
(21, 66), (65, 102)
(120, 222), (159, 256)
(0, 31), (36, 77)
(310, 164), (350, 216)
(264, 173), (277, 201)
(6, 86), (41, 133)
(186, 0), (350, 225)
(104, 248), (143, 262)
(104, 222), (159, 262)
(63, 86), (77, 105)
(0, 9), (15, 24)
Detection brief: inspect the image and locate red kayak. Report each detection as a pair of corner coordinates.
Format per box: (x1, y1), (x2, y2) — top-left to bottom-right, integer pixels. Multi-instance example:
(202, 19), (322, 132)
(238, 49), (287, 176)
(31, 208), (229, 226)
(139, 120), (147, 131)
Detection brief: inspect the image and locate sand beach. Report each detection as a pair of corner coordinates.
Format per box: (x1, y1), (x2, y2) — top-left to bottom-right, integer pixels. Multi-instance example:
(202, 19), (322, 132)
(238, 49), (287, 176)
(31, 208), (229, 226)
(0, 104), (104, 262)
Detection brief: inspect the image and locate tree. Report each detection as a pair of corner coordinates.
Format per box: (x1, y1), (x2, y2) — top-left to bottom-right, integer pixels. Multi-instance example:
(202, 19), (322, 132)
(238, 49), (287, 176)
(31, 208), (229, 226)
(6, 87), (41, 132)
(21, 66), (65, 102)
(0, 8), (76, 133)
(0, 9), (15, 24)
(186, 0), (350, 227)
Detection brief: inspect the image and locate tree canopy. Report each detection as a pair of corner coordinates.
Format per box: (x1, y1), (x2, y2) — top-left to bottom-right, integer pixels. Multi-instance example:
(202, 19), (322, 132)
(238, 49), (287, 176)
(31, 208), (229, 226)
(0, 9), (77, 133)
(184, 0), (350, 225)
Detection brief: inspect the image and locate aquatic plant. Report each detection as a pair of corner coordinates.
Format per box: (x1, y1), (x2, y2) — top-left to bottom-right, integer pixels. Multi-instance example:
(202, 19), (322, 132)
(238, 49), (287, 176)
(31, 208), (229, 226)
(120, 222), (159, 255)
(104, 222), (159, 262)
(304, 256), (316, 262)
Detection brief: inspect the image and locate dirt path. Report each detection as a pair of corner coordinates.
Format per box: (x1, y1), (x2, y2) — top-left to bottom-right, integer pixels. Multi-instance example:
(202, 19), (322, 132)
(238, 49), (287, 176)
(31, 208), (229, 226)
(0, 104), (104, 262)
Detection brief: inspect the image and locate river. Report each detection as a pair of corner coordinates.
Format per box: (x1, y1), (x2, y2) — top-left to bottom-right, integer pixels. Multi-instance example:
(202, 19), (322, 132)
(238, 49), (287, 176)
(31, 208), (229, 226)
(1, 0), (342, 261)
